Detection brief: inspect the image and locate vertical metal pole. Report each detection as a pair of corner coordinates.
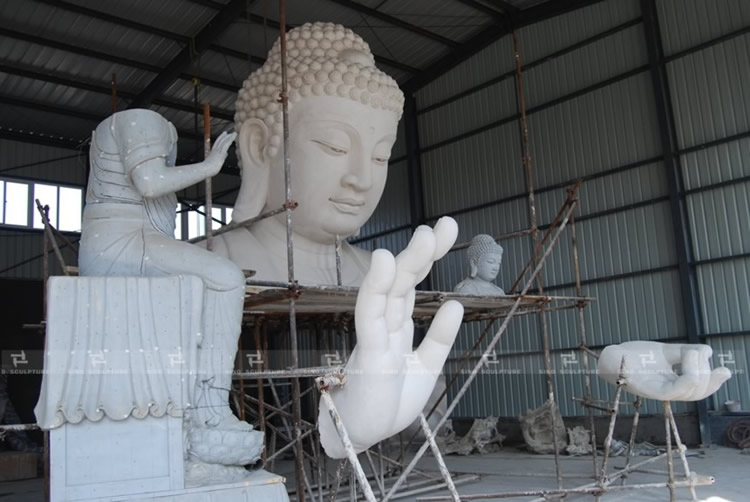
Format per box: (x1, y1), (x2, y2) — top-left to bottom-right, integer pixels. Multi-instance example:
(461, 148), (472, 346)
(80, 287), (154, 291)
(278, 2), (304, 500)
(383, 202), (578, 502)
(319, 391), (377, 502)
(620, 397), (642, 486)
(665, 401), (676, 502)
(599, 358), (626, 485)
(111, 72), (117, 113)
(203, 103), (214, 250)
(667, 401), (698, 501)
(570, 208), (599, 479)
(512, 30), (562, 488)
(41, 205), (50, 502)
(404, 94), (426, 232)
(640, 0), (710, 444)
(419, 414), (460, 502)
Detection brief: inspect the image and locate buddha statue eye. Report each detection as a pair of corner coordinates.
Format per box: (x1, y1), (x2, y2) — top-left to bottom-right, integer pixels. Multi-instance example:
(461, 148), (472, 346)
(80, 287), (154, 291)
(312, 139), (348, 155)
(372, 156), (390, 165)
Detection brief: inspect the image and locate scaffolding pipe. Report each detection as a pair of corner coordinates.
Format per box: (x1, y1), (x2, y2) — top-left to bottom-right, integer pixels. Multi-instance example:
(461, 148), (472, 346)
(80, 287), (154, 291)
(382, 197), (578, 502)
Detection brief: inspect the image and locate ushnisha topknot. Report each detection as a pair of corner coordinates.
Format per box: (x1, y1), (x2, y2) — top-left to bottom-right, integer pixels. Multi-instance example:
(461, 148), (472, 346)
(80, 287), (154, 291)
(467, 234), (503, 266)
(234, 22), (405, 157)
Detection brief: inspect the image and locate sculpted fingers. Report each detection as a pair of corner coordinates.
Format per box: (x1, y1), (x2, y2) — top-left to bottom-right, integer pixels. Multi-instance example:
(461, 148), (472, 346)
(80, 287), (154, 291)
(416, 300), (464, 373)
(355, 249), (396, 350)
(431, 217), (459, 261)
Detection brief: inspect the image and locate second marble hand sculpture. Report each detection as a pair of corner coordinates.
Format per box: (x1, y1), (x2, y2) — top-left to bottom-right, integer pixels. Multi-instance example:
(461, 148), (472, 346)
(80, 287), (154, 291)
(318, 216), (464, 458)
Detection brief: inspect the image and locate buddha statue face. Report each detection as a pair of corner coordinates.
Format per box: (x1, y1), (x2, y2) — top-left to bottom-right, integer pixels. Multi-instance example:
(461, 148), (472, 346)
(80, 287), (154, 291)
(474, 252), (502, 282)
(243, 96), (397, 243)
(231, 22), (404, 244)
(467, 234), (504, 282)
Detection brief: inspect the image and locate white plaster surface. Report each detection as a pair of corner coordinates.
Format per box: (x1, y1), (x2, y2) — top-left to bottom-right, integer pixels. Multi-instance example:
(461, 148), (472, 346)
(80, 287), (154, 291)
(597, 341), (732, 401)
(50, 416), (184, 502)
(35, 276), (203, 429)
(318, 218), (464, 458)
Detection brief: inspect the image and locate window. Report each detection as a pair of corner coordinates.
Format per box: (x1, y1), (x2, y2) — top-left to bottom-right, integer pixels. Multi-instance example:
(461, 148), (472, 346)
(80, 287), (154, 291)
(1, 178), (83, 232)
(175, 203), (233, 241)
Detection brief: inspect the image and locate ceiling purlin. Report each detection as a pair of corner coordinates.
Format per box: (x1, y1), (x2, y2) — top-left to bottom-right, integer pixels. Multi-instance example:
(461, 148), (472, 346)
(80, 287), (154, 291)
(0, 62), (235, 122)
(0, 27), (238, 93)
(129, 0), (251, 108)
(403, 0), (607, 93)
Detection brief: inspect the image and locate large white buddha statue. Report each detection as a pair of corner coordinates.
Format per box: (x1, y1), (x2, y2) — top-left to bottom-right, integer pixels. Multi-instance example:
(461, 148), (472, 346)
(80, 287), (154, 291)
(207, 22), (404, 286)
(206, 23), (464, 459)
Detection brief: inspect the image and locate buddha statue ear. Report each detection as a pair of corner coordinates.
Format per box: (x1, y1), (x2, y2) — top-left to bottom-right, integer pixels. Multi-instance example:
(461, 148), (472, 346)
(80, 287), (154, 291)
(232, 118), (271, 222)
(469, 261), (478, 279)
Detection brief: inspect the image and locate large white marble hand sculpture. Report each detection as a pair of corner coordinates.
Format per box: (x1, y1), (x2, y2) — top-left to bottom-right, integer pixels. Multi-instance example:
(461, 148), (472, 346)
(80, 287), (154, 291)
(318, 217), (464, 458)
(597, 341), (731, 401)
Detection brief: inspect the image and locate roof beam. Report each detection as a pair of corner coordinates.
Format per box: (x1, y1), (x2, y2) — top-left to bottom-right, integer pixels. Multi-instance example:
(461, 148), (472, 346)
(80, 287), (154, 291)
(183, 0), (419, 74)
(129, 0), (250, 108)
(456, 0), (510, 24)
(0, 93), (205, 141)
(403, 0), (607, 93)
(0, 62), (235, 122)
(0, 27), (239, 92)
(36, 1), (265, 72)
(326, 0), (460, 48)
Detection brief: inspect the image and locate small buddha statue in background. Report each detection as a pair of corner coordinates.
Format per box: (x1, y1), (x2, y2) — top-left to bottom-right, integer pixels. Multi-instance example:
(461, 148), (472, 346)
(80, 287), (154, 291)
(454, 234), (506, 296)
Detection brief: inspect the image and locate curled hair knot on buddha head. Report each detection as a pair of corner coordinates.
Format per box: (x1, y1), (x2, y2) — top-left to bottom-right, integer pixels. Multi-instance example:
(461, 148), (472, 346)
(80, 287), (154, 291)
(234, 22), (405, 159)
(467, 234), (503, 278)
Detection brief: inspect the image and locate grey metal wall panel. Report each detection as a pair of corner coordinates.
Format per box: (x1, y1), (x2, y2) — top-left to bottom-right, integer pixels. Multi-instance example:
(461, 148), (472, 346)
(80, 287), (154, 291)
(681, 136), (750, 191)
(0, 139), (87, 186)
(418, 78), (517, 147)
(667, 34), (750, 150)
(523, 24), (648, 109)
(581, 270), (686, 347)
(415, 36), (516, 110)
(359, 159), (411, 238)
(574, 202), (677, 283)
(535, 161), (668, 225)
(420, 122), (525, 218)
(687, 181), (750, 262)
(393, 121), (407, 160)
(516, 0), (640, 63)
(0, 229), (75, 279)
(696, 257), (750, 335)
(527, 73), (661, 189)
(354, 227), (412, 256)
(705, 334), (749, 412)
(657, 0), (750, 57)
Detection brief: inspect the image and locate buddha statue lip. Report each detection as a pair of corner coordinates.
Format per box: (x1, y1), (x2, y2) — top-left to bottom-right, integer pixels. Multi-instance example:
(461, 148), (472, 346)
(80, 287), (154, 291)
(329, 196), (365, 214)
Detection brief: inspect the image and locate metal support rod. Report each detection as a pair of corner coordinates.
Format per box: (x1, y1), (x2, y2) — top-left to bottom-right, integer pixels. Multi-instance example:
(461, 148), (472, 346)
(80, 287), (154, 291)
(402, 186), (581, 459)
(253, 320), (266, 461)
(364, 450), (386, 498)
(335, 235), (343, 287)
(277, 1), (304, 499)
(319, 391), (377, 502)
(417, 477), (714, 501)
(419, 414), (460, 502)
(203, 103), (214, 250)
(35, 200), (68, 275)
(619, 397), (642, 486)
(111, 72), (117, 112)
(383, 197), (578, 502)
(188, 205), (289, 243)
(665, 400), (676, 502)
(599, 357), (626, 486)
(667, 401), (698, 501)
(570, 208), (599, 478)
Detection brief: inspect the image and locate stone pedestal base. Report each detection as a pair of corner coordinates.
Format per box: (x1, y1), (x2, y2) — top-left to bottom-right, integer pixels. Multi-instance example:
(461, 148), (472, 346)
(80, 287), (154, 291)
(50, 416), (185, 502)
(86, 471), (288, 502)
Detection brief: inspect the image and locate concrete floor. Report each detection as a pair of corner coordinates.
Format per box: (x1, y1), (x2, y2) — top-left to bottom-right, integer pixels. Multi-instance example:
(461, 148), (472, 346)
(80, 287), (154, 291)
(1, 446), (747, 501)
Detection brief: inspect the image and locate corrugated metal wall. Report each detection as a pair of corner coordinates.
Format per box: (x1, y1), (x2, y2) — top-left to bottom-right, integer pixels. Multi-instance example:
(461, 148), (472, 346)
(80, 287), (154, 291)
(358, 0), (750, 419)
(659, 0), (750, 412)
